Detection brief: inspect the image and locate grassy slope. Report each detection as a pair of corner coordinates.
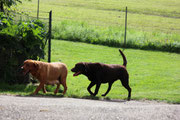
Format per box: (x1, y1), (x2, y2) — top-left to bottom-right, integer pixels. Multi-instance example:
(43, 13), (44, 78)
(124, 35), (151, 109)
(1, 40), (180, 103)
(18, 0), (180, 34)
(52, 40), (180, 103)
(17, 0), (180, 53)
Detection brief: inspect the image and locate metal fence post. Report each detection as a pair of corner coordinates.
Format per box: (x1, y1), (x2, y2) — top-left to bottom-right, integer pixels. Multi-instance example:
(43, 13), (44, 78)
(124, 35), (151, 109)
(37, 0), (39, 19)
(124, 6), (127, 47)
(48, 10), (52, 63)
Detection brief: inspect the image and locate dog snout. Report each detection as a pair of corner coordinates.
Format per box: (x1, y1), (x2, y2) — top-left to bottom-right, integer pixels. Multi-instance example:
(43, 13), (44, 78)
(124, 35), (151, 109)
(71, 68), (75, 72)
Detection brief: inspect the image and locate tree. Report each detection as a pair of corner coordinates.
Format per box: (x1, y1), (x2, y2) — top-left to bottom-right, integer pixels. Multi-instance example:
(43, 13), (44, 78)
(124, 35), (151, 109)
(0, 0), (22, 12)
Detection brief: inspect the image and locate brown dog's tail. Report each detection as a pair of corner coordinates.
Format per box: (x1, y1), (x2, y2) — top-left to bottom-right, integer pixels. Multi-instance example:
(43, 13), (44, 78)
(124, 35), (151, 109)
(119, 49), (127, 67)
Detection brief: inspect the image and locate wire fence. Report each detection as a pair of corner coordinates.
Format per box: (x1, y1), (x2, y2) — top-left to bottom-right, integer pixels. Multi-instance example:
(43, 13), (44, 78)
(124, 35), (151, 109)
(53, 9), (180, 34)
(13, 11), (49, 29)
(17, 0), (180, 34)
(65, 1), (180, 33)
(14, 0), (180, 56)
(53, 10), (126, 28)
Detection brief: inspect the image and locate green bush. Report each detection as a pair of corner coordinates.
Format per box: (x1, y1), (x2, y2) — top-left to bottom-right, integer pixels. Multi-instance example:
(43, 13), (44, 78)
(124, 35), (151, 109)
(0, 13), (47, 84)
(0, 12), (13, 30)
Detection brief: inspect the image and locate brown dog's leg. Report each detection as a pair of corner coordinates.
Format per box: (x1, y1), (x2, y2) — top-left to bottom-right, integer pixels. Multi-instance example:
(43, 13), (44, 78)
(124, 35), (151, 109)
(54, 83), (60, 95)
(61, 78), (67, 95)
(42, 84), (47, 94)
(33, 83), (45, 95)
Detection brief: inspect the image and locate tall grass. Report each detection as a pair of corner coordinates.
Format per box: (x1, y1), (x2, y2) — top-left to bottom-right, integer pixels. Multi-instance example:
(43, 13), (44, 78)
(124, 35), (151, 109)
(53, 20), (180, 53)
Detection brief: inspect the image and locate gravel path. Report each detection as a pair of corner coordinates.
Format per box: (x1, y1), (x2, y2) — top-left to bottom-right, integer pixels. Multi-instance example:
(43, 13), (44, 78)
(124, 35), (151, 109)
(0, 95), (179, 120)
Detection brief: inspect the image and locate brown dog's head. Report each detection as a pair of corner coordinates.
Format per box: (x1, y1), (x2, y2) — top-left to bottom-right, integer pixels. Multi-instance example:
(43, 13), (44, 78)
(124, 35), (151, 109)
(71, 62), (87, 77)
(21, 59), (39, 75)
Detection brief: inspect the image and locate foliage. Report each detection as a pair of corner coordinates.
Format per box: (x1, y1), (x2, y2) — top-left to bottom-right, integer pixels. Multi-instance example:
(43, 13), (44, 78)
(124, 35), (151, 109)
(1, 0), (22, 7)
(0, 12), (13, 30)
(0, 13), (47, 84)
(0, 0), (22, 12)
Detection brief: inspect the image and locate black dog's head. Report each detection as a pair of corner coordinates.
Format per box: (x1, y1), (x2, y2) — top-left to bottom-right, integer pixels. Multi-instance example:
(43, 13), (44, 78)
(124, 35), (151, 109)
(71, 62), (88, 77)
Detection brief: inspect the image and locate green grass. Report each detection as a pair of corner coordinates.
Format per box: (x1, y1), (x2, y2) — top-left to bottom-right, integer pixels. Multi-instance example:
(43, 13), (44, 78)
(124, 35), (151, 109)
(1, 40), (180, 103)
(16, 0), (180, 53)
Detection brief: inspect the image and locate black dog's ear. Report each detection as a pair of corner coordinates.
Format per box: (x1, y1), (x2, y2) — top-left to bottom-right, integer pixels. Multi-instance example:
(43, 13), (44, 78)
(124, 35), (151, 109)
(83, 63), (90, 73)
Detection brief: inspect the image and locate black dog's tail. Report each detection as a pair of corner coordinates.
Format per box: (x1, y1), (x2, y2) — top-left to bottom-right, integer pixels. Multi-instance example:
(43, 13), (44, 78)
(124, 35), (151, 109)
(119, 49), (127, 67)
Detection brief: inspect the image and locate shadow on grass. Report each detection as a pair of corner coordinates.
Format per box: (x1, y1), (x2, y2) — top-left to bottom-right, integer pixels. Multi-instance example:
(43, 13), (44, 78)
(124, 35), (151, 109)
(0, 83), (127, 103)
(0, 83), (28, 93)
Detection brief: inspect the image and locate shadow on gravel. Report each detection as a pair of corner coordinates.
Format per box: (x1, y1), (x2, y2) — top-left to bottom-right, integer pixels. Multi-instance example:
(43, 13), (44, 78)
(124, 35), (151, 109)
(15, 94), (127, 103)
(67, 95), (127, 103)
(83, 96), (127, 103)
(16, 92), (65, 99)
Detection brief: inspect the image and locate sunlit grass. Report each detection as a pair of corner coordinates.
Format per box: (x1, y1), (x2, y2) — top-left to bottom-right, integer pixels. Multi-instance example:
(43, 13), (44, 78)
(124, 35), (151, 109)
(1, 40), (180, 103)
(18, 0), (180, 34)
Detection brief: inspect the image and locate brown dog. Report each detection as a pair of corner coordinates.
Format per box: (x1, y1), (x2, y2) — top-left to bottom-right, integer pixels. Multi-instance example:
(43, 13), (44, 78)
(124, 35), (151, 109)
(21, 59), (68, 95)
(71, 49), (131, 100)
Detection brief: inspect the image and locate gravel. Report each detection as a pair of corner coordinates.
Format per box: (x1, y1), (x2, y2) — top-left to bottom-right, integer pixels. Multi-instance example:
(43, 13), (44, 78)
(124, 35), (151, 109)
(0, 95), (179, 120)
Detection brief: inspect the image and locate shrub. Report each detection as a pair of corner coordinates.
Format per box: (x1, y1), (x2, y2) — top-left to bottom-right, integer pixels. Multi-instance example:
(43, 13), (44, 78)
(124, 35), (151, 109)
(0, 12), (13, 30)
(0, 14), (47, 84)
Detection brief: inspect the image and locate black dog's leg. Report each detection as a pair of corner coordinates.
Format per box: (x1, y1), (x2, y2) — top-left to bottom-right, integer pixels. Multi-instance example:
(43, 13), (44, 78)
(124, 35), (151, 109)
(87, 82), (96, 95)
(102, 82), (113, 96)
(121, 79), (131, 101)
(93, 83), (101, 96)
(124, 84), (131, 101)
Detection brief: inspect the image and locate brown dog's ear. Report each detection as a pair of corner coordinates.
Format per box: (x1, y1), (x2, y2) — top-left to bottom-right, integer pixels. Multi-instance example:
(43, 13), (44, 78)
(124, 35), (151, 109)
(33, 62), (39, 70)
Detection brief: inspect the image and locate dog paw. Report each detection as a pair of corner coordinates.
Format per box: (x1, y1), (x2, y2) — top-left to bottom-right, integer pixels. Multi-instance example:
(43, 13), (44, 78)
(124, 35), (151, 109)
(127, 97), (131, 101)
(43, 91), (47, 94)
(101, 94), (106, 97)
(93, 93), (98, 96)
(54, 90), (58, 95)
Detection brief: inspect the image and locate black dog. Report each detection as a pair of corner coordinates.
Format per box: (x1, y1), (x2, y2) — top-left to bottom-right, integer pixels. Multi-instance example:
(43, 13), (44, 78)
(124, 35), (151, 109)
(71, 49), (131, 100)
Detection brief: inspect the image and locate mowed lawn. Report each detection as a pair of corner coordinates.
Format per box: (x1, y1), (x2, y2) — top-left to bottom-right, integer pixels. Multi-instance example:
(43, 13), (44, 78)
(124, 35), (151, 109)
(50, 40), (180, 103)
(0, 39), (179, 103)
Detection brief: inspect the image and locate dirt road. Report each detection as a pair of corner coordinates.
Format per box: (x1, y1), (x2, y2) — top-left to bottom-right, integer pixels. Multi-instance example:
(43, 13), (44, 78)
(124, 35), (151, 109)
(0, 95), (179, 120)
